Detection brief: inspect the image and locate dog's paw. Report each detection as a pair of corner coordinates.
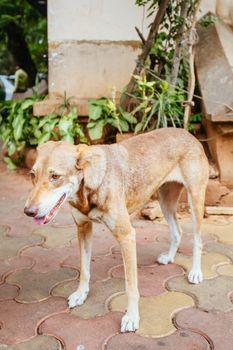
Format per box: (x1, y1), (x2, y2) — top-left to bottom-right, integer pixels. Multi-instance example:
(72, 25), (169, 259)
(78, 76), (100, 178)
(68, 289), (89, 308)
(120, 313), (139, 333)
(157, 253), (174, 265)
(188, 269), (203, 284)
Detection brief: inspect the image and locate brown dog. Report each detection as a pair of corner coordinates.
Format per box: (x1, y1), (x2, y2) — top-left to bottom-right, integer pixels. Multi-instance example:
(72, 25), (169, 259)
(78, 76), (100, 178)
(24, 128), (209, 332)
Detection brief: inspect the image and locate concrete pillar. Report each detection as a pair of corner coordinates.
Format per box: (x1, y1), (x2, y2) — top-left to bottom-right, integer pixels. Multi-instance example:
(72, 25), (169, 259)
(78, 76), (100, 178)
(34, 0), (149, 116)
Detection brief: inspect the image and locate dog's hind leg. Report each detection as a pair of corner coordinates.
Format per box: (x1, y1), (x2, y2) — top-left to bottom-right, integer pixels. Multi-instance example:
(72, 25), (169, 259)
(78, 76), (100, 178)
(157, 182), (184, 265)
(68, 221), (93, 308)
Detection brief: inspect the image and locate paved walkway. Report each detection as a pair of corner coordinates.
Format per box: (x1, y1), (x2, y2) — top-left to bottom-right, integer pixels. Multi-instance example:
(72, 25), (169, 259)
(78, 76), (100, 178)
(1, 161), (233, 349)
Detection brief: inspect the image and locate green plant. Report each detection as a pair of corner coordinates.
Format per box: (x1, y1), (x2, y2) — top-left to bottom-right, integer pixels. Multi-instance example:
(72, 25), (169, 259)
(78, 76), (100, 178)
(199, 13), (218, 28)
(87, 97), (137, 140)
(126, 75), (185, 133)
(188, 112), (202, 132)
(0, 96), (87, 168)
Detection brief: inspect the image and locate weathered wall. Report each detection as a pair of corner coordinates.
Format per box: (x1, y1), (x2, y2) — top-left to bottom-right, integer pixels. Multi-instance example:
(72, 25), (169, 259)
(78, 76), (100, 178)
(47, 0), (149, 101)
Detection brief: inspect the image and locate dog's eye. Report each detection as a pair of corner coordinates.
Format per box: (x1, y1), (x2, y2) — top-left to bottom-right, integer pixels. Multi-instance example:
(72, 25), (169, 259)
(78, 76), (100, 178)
(50, 174), (61, 181)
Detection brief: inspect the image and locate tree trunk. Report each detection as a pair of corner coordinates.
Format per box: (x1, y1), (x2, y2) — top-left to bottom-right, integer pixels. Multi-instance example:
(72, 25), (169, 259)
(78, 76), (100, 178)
(120, 0), (170, 111)
(6, 22), (37, 87)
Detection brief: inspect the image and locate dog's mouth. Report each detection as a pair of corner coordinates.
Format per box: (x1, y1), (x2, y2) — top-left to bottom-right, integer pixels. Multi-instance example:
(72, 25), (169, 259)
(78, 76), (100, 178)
(34, 193), (66, 225)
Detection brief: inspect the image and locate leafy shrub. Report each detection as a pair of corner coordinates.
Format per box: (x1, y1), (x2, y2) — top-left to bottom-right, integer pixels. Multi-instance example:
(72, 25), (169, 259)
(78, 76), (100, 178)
(0, 96), (87, 167)
(87, 97), (137, 140)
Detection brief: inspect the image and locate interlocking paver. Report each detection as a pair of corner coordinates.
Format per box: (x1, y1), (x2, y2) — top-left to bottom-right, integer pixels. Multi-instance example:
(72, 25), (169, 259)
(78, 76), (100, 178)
(0, 225), (43, 260)
(0, 284), (18, 301)
(34, 223), (116, 255)
(109, 291), (194, 337)
(2, 219), (36, 238)
(112, 241), (169, 266)
(64, 254), (123, 282)
(202, 221), (233, 244)
(40, 312), (122, 350)
(21, 245), (76, 273)
(167, 275), (233, 311)
(174, 252), (230, 279)
(133, 221), (168, 244)
(53, 278), (125, 318)
(157, 232), (217, 256)
(0, 297), (67, 344)
(206, 241), (233, 261)
(111, 263), (184, 297)
(32, 226), (76, 249)
(0, 335), (62, 349)
(105, 330), (210, 349)
(6, 268), (78, 302)
(175, 308), (233, 350)
(0, 256), (33, 283)
(217, 263), (233, 276)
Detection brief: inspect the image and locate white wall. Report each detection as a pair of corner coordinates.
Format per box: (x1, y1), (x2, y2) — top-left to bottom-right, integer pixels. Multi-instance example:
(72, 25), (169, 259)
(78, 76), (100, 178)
(47, 0), (150, 102)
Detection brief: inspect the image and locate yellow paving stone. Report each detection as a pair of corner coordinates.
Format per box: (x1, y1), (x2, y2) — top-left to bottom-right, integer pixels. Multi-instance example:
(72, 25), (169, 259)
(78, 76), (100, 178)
(109, 291), (194, 337)
(217, 264), (233, 277)
(202, 223), (233, 244)
(179, 218), (233, 244)
(174, 252), (230, 279)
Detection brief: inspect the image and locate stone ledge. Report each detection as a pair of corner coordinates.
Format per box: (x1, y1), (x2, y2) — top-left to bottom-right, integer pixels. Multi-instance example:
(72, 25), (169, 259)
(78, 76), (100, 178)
(33, 98), (89, 116)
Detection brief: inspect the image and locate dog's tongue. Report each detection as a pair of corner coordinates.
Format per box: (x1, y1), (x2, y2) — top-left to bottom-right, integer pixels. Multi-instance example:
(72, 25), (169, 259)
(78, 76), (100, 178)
(34, 216), (46, 225)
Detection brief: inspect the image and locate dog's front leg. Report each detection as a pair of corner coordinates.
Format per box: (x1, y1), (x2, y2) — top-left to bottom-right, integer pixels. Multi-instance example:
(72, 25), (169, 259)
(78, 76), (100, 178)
(113, 220), (140, 332)
(68, 221), (93, 308)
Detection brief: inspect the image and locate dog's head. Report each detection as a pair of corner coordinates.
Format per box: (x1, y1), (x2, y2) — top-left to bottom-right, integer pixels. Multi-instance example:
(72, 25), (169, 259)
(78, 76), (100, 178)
(24, 141), (106, 225)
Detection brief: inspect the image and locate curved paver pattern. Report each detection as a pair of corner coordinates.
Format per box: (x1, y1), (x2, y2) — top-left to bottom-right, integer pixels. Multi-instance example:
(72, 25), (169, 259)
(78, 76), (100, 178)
(1, 164), (233, 349)
(0, 297), (67, 344)
(0, 335), (62, 349)
(174, 252), (230, 279)
(176, 308), (233, 350)
(53, 278), (125, 318)
(6, 268), (78, 302)
(167, 275), (233, 311)
(0, 284), (18, 301)
(111, 263), (184, 296)
(106, 330), (210, 349)
(40, 312), (122, 350)
(0, 225), (43, 260)
(109, 291), (194, 337)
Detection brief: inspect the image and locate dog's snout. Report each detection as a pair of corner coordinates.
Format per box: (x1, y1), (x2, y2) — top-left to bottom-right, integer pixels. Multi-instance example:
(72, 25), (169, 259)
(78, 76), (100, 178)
(24, 206), (38, 217)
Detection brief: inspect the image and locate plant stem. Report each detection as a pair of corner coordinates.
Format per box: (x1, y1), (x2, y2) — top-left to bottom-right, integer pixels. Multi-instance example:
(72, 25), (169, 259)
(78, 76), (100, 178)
(169, 0), (189, 89)
(120, 0), (170, 111)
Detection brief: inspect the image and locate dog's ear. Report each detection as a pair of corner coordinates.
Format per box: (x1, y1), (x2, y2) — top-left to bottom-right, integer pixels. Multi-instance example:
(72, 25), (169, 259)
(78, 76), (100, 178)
(76, 145), (106, 190)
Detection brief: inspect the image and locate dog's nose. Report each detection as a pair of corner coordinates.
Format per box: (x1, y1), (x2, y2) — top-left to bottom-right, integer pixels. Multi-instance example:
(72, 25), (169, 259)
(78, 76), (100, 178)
(24, 206), (38, 217)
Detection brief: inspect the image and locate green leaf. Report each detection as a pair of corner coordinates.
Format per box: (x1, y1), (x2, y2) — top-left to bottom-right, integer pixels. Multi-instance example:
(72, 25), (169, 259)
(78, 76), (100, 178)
(88, 103), (102, 121)
(88, 120), (105, 140)
(87, 121), (96, 128)
(134, 122), (143, 134)
(119, 118), (129, 132)
(21, 99), (34, 110)
(38, 132), (51, 145)
(3, 156), (16, 170)
(34, 129), (42, 139)
(61, 134), (74, 144)
(13, 119), (25, 141)
(120, 111), (137, 124)
(8, 141), (17, 156)
(58, 118), (72, 135)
